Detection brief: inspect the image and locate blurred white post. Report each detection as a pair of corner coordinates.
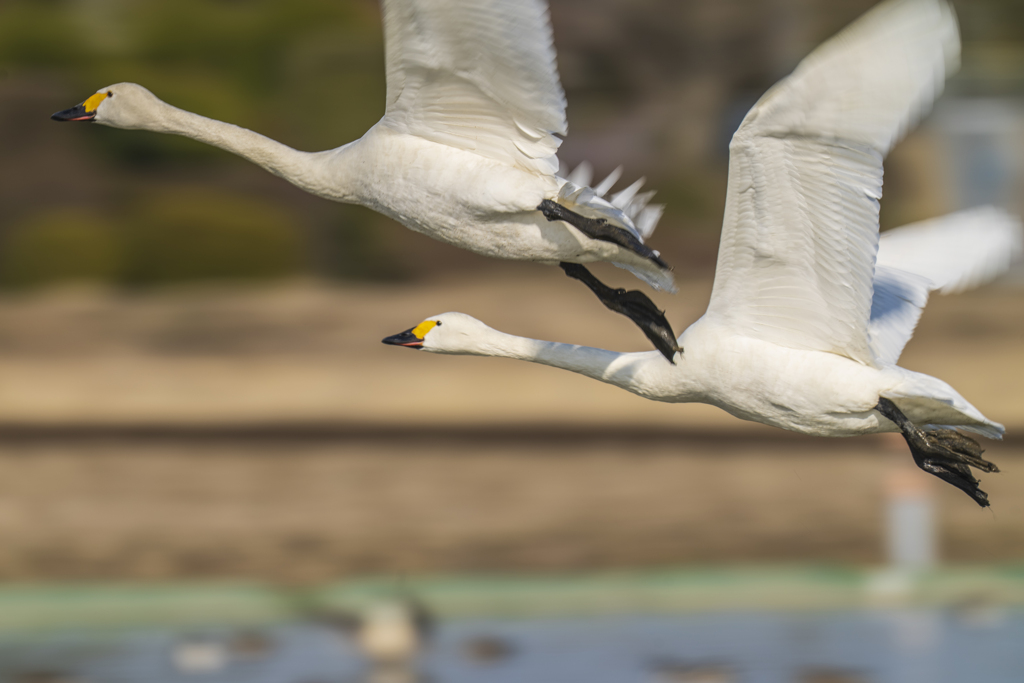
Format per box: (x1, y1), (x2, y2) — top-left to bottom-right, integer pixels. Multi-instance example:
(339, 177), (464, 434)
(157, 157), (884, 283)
(885, 464), (937, 570)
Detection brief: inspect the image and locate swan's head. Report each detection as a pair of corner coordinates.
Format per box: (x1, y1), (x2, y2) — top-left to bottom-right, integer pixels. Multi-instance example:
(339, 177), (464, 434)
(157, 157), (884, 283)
(51, 83), (165, 130)
(382, 312), (493, 355)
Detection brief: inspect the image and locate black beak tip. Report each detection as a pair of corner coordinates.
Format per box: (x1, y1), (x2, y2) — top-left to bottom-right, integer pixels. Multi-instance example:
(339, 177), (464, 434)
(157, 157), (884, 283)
(382, 329), (423, 348)
(51, 105), (93, 122)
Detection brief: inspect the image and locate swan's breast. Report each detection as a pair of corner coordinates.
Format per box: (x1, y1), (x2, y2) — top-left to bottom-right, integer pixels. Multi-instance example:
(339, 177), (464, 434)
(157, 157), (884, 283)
(312, 128), (636, 263)
(311, 127), (573, 260)
(680, 324), (889, 436)
(347, 128), (555, 220)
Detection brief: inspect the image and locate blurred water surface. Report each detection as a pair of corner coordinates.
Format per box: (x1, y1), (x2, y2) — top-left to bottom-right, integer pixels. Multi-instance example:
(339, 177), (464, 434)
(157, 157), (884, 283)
(2, 609), (1023, 683)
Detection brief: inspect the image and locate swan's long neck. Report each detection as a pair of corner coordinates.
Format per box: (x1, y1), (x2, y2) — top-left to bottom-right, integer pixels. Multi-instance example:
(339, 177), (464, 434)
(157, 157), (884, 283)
(459, 328), (683, 400)
(143, 101), (356, 201)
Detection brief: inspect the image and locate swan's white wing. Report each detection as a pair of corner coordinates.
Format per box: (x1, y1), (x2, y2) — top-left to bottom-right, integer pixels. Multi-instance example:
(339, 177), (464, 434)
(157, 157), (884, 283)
(869, 267), (933, 367)
(875, 206), (1023, 294)
(380, 0), (567, 174)
(705, 0), (959, 365)
(870, 207), (1022, 364)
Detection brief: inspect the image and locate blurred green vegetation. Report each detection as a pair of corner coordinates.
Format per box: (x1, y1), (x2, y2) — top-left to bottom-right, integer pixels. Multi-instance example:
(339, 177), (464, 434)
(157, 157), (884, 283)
(119, 189), (303, 286)
(0, 209), (123, 289)
(0, 191), (304, 290)
(2, 0), (1023, 288)
(958, 0), (1024, 43)
(0, 3), (83, 68)
(0, 0), (391, 287)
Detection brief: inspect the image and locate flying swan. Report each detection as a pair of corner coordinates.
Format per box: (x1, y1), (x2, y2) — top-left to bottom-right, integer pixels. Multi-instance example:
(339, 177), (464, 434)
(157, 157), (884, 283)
(51, 0), (678, 357)
(383, 0), (1023, 507)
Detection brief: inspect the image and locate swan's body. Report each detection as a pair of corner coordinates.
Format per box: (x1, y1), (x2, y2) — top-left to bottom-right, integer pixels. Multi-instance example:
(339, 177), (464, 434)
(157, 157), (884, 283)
(386, 0), (1023, 506)
(51, 0), (673, 291)
(389, 206), (1020, 504)
(389, 209), (1019, 440)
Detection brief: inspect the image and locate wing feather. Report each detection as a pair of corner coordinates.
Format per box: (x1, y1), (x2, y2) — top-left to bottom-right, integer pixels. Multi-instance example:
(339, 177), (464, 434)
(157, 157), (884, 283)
(870, 207), (1023, 364)
(381, 0), (567, 173)
(705, 0), (959, 365)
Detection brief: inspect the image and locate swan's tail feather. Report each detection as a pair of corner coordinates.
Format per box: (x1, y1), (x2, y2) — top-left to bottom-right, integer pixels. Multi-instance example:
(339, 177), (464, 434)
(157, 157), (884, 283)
(556, 161), (666, 242)
(930, 423), (1005, 440)
(610, 177), (646, 210)
(884, 369), (1005, 441)
(564, 159), (593, 187)
(553, 161), (674, 291)
(611, 260), (677, 293)
(634, 203), (665, 242)
(592, 166), (622, 197)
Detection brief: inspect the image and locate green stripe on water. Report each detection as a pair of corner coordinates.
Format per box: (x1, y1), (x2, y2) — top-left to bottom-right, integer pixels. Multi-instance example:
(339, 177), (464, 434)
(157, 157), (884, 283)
(1, 565), (1023, 633)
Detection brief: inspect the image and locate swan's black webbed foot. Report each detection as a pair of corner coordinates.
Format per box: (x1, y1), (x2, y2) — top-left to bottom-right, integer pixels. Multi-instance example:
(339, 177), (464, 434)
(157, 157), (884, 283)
(538, 199), (669, 270)
(559, 262), (680, 363)
(876, 397), (999, 508)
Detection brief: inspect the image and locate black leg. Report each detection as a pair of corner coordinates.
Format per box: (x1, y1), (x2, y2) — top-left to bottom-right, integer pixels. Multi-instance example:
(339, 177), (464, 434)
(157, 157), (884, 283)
(876, 397), (999, 507)
(560, 262), (680, 363)
(538, 199), (670, 270)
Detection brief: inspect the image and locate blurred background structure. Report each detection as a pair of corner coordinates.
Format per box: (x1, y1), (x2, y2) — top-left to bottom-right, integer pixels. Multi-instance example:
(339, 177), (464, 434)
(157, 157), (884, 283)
(1, 0), (1024, 680)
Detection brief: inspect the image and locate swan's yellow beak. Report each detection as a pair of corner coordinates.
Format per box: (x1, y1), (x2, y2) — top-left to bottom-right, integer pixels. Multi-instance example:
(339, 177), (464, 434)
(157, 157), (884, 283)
(51, 91), (108, 122)
(382, 320), (438, 348)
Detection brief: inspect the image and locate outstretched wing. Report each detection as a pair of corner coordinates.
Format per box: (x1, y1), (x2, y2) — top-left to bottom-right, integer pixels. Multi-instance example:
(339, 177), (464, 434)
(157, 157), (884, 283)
(704, 0), (959, 365)
(380, 0), (567, 174)
(870, 206), (1022, 365)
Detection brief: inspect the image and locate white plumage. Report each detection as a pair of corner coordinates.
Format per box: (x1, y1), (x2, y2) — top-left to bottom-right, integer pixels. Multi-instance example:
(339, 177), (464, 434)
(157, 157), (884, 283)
(52, 0), (673, 291)
(382, 0), (567, 174)
(386, 0), (1021, 506)
(707, 0), (959, 365)
(870, 207), (1023, 365)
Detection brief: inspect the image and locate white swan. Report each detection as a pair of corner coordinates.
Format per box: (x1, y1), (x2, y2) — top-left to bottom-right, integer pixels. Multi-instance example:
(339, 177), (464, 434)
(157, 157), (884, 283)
(383, 0), (1024, 507)
(50, 0), (677, 353)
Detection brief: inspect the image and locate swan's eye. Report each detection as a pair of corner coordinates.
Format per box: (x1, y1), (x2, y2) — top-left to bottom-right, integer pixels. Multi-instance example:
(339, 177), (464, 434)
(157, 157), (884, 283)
(107, 91), (113, 98)
(435, 321), (442, 327)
